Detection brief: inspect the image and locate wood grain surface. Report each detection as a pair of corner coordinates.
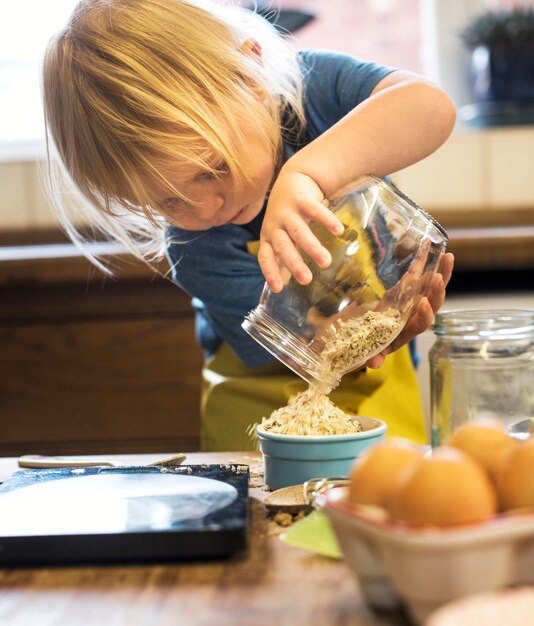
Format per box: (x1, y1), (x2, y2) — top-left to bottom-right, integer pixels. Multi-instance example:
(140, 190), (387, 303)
(0, 453), (410, 626)
(1, 250), (203, 456)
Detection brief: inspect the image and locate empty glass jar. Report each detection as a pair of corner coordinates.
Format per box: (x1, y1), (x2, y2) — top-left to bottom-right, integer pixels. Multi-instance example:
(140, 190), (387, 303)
(429, 309), (534, 445)
(242, 175), (448, 393)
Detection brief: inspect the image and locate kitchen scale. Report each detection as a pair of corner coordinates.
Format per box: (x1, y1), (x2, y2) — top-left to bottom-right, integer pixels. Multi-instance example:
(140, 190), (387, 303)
(0, 464), (249, 565)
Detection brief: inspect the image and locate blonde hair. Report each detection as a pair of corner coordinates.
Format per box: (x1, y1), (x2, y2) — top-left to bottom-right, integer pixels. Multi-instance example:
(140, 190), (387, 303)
(42, 0), (304, 272)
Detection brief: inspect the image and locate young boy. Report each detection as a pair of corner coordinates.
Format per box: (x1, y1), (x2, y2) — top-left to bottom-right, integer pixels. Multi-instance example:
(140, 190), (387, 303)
(43, 0), (455, 449)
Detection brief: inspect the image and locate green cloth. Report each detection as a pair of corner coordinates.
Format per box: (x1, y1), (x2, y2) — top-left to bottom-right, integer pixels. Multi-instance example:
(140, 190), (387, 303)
(280, 510), (342, 559)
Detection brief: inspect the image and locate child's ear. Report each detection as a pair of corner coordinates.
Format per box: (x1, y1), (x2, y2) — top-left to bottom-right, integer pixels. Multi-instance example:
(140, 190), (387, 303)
(241, 38), (263, 63)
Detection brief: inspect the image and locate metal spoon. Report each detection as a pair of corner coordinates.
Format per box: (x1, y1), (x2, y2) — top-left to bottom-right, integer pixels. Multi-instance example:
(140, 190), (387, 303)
(17, 453), (186, 469)
(264, 477), (350, 514)
(264, 484), (310, 514)
(507, 418), (534, 441)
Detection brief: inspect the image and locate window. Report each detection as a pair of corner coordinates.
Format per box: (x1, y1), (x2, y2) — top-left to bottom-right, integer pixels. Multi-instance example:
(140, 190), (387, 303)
(0, 1), (78, 160)
(276, 0), (422, 72)
(1, 0), (530, 161)
(0, 0), (420, 161)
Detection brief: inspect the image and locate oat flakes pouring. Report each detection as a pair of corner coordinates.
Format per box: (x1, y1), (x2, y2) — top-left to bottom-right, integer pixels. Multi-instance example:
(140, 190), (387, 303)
(243, 175), (448, 400)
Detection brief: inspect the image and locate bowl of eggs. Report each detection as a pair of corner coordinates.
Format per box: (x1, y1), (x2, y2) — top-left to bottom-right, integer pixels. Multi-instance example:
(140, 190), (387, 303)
(321, 420), (534, 624)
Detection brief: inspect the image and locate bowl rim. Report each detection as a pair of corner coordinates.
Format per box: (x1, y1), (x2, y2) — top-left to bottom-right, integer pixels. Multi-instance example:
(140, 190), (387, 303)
(256, 416), (387, 443)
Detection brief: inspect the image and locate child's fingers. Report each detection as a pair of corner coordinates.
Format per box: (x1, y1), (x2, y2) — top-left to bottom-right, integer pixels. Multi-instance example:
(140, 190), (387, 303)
(257, 241), (283, 293)
(439, 252), (454, 287)
(423, 252), (452, 315)
(405, 297), (434, 339)
(365, 352), (386, 369)
(427, 273), (446, 314)
(269, 229), (313, 285)
(388, 298), (433, 358)
(305, 199), (345, 236)
(284, 215), (331, 269)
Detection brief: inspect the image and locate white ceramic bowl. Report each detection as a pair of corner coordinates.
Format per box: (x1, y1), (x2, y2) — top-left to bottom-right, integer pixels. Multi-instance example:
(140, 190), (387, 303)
(322, 488), (534, 624)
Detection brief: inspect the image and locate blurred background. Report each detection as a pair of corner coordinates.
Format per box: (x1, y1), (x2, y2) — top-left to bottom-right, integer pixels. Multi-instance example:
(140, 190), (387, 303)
(1, 0), (533, 455)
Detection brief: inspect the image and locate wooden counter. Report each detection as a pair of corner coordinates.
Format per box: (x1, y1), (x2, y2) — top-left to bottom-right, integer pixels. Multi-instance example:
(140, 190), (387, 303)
(432, 206), (534, 272)
(0, 244), (203, 456)
(0, 452), (410, 626)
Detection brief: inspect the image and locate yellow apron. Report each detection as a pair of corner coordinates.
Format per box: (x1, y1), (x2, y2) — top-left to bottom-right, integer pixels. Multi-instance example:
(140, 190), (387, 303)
(201, 330), (426, 451)
(200, 238), (427, 451)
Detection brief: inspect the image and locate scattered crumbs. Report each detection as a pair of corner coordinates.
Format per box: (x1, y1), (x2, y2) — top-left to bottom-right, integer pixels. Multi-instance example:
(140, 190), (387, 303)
(249, 467), (264, 478)
(71, 468), (86, 475)
(236, 465), (249, 474)
(200, 463), (208, 468)
(221, 464), (232, 470)
(269, 509), (308, 531)
(249, 478), (264, 489)
(158, 466), (192, 474)
(272, 512), (293, 527)
(267, 525), (283, 537)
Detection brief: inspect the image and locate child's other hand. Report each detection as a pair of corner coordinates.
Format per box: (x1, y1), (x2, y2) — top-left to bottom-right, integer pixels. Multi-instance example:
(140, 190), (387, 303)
(258, 167), (344, 293)
(365, 252), (455, 368)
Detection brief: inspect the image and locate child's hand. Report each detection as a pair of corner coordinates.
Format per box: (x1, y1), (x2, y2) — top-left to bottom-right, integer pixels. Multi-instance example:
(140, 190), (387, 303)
(365, 252), (455, 368)
(258, 167), (344, 293)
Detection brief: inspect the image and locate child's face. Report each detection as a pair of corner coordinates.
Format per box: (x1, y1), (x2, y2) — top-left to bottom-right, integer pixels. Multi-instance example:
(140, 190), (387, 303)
(152, 131), (274, 231)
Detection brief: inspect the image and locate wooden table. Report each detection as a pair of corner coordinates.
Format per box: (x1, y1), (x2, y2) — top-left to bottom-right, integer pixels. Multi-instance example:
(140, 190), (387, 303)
(0, 452), (410, 626)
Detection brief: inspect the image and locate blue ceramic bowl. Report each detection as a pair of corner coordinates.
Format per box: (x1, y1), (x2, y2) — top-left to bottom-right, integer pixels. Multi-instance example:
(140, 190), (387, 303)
(257, 416), (387, 490)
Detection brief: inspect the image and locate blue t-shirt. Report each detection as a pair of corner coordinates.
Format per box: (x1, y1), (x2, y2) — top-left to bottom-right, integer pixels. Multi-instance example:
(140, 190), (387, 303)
(165, 50), (395, 367)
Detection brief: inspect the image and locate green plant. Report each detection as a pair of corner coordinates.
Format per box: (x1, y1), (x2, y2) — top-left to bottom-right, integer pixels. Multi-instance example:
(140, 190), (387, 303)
(460, 6), (534, 47)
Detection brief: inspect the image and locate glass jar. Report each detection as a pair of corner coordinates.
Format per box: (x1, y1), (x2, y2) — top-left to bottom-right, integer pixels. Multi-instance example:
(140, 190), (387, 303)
(242, 175), (448, 393)
(429, 309), (534, 446)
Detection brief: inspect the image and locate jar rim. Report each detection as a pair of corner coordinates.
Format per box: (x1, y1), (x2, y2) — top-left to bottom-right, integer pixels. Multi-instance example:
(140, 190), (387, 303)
(432, 308), (534, 338)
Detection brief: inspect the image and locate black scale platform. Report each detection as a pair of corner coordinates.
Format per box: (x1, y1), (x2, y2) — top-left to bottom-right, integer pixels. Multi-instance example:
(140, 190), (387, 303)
(0, 464), (249, 566)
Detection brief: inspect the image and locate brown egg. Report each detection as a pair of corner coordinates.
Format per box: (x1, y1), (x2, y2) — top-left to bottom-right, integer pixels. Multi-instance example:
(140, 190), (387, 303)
(446, 419), (519, 481)
(348, 439), (422, 508)
(388, 446), (498, 526)
(496, 437), (534, 511)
